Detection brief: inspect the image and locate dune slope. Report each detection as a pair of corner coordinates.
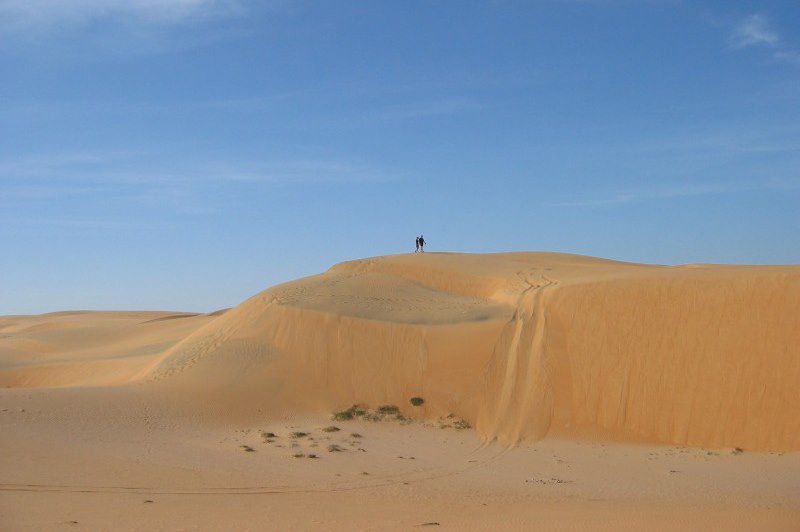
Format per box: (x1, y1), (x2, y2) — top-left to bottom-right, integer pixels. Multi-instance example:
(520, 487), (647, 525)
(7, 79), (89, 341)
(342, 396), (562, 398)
(0, 311), (215, 388)
(142, 252), (800, 451)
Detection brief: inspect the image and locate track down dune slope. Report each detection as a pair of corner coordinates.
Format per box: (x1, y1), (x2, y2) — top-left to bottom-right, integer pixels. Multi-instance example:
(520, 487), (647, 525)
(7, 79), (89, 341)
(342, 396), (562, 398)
(2, 252), (799, 451)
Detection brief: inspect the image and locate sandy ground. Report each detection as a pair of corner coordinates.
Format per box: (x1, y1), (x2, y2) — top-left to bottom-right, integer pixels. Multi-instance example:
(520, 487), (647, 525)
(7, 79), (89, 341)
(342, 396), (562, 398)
(1, 387), (798, 530)
(2, 252), (799, 530)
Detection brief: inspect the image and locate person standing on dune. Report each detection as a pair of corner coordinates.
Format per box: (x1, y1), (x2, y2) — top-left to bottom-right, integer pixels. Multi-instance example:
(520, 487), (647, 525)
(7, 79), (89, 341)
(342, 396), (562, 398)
(415, 236), (420, 253)
(418, 234), (425, 252)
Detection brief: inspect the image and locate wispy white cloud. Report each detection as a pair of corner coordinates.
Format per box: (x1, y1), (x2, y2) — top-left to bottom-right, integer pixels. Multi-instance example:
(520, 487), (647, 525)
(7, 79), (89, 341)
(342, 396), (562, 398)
(0, 150), (396, 213)
(371, 98), (482, 121)
(552, 182), (741, 207)
(0, 0), (249, 54)
(0, 92), (309, 122)
(2, 217), (151, 231)
(211, 160), (395, 185)
(0, 184), (102, 200)
(0, 90), (480, 126)
(551, 177), (800, 207)
(0, 0), (242, 31)
(549, 121), (800, 207)
(729, 14), (799, 66)
(774, 50), (800, 65)
(730, 14), (778, 48)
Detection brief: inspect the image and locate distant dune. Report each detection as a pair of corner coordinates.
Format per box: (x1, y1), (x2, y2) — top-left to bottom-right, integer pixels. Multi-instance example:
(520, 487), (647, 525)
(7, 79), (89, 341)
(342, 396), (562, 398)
(2, 252), (798, 451)
(0, 310), (215, 388)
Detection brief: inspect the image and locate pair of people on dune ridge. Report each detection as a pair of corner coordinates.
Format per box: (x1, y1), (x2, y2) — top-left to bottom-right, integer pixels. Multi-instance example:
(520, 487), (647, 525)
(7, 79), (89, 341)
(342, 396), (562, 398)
(415, 235), (426, 253)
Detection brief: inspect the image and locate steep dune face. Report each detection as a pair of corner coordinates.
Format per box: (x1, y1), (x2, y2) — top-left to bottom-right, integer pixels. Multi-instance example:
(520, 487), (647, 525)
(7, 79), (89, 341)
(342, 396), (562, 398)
(3, 253), (798, 451)
(142, 253), (800, 451)
(545, 270), (800, 450)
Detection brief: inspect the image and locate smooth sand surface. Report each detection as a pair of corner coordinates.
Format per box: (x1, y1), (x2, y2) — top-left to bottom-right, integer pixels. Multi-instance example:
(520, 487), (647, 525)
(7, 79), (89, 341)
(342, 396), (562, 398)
(0, 311), (215, 388)
(1, 252), (799, 530)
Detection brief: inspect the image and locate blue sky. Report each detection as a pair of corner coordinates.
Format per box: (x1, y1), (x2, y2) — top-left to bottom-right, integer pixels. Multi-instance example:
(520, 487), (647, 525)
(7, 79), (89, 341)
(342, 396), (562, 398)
(1, 1), (799, 314)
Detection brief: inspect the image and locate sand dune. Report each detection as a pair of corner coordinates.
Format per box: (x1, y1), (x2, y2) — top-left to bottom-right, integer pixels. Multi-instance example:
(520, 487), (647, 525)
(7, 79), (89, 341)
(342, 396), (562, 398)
(0, 311), (214, 388)
(149, 252), (800, 451)
(2, 252), (799, 530)
(3, 252), (797, 451)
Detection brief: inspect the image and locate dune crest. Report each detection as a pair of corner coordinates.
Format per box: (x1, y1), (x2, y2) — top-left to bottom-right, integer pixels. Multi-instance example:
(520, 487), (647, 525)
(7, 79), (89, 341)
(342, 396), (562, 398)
(2, 252), (798, 451)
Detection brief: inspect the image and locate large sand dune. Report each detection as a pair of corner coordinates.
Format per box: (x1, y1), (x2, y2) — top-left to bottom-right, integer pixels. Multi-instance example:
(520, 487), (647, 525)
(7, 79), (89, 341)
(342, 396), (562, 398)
(2, 252), (799, 530)
(3, 252), (798, 451)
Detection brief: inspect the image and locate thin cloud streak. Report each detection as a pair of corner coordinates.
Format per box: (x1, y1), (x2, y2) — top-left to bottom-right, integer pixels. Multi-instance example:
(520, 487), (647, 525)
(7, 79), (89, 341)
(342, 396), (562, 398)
(0, 217), (153, 231)
(0, 0), (251, 55)
(0, 0), (244, 32)
(0, 151), (398, 213)
(1, 90), (480, 125)
(371, 98), (482, 121)
(729, 13), (800, 66)
(730, 14), (778, 48)
(551, 178), (800, 207)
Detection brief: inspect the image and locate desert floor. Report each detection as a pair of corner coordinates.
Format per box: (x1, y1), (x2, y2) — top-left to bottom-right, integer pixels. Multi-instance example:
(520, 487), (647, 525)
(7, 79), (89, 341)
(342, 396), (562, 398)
(2, 386), (798, 531)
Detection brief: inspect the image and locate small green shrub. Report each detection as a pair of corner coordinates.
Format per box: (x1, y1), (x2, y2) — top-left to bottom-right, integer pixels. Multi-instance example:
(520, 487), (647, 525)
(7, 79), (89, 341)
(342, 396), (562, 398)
(322, 426), (340, 433)
(410, 397), (425, 406)
(363, 411), (382, 422)
(332, 405), (367, 421)
(291, 431), (309, 438)
(377, 405), (400, 415)
(453, 419), (471, 430)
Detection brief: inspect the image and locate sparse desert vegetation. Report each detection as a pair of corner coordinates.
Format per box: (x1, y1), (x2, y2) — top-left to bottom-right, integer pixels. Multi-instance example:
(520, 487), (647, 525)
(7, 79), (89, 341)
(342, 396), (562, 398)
(329, 404), (472, 430)
(332, 405), (367, 421)
(332, 404), (412, 424)
(453, 419), (471, 430)
(434, 414), (471, 430)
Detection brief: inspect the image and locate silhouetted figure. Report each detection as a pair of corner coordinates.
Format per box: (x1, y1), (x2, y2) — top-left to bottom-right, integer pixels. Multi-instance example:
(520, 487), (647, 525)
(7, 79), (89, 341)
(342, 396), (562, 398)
(418, 234), (425, 252)
(415, 236), (420, 253)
